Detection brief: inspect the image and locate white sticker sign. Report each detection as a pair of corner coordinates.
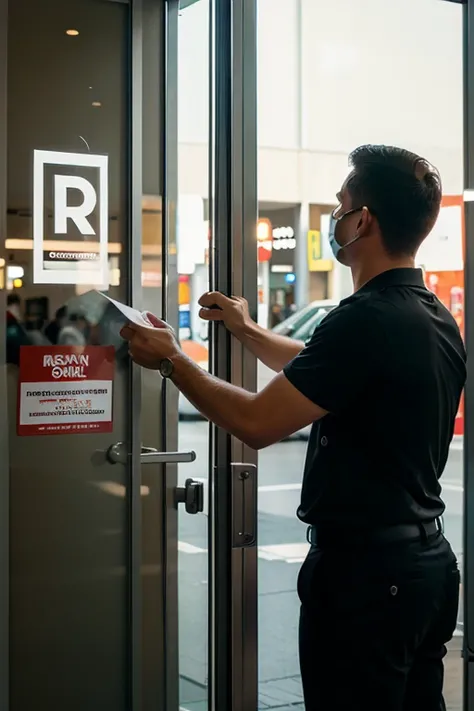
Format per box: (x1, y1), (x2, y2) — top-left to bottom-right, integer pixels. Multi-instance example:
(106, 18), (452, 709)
(33, 150), (109, 286)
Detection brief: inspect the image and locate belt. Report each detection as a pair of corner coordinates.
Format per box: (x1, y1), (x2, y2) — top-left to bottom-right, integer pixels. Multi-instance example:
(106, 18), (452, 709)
(306, 519), (443, 548)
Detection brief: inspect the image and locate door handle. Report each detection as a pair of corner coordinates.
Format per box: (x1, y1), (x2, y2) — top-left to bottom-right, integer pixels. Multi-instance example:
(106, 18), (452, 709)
(140, 449), (196, 464)
(231, 463), (257, 547)
(176, 478), (204, 514)
(106, 442), (196, 465)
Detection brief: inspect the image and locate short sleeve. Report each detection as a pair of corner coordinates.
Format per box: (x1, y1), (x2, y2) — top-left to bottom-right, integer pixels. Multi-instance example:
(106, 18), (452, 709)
(283, 301), (377, 415)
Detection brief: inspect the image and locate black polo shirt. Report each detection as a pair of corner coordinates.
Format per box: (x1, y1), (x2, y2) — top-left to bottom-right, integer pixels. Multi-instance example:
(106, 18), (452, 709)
(283, 268), (467, 527)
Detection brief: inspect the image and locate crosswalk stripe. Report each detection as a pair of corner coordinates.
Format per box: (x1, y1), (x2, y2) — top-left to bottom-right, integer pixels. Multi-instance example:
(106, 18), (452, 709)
(178, 541), (206, 555)
(258, 483), (301, 493)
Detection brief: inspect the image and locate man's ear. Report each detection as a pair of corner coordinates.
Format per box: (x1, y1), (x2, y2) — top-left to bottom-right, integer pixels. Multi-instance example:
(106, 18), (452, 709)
(357, 206), (372, 235)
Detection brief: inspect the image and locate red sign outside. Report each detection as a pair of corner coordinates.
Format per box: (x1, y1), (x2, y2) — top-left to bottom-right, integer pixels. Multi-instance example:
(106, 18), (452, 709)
(258, 242), (272, 263)
(454, 393), (464, 437)
(425, 268), (465, 436)
(18, 345), (115, 436)
(257, 218), (273, 263)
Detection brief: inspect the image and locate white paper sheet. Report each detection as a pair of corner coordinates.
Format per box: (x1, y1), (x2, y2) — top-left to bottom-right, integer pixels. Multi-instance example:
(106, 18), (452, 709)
(98, 292), (151, 327)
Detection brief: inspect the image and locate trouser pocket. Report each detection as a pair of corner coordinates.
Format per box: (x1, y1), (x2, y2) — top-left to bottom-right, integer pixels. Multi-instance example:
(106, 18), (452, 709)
(437, 562), (461, 643)
(297, 547), (324, 607)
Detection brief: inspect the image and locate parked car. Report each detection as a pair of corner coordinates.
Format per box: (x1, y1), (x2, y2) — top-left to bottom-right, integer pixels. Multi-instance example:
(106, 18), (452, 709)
(179, 299), (338, 435)
(258, 301), (337, 439)
(271, 299), (335, 338)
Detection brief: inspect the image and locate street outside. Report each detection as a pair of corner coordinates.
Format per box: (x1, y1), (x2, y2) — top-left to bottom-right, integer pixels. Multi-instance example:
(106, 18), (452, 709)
(177, 421), (464, 711)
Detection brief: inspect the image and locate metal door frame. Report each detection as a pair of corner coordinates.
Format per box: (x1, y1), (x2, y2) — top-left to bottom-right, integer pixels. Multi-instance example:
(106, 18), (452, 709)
(0, 0), (9, 708)
(130, 2), (145, 708)
(210, 0), (258, 710)
(464, 2), (474, 709)
(162, 1), (180, 709)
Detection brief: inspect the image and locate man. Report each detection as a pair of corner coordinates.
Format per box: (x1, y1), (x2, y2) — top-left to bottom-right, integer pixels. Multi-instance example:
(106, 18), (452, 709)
(121, 145), (466, 710)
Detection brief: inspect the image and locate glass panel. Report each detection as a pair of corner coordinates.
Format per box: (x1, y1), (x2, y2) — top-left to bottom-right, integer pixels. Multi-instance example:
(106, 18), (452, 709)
(256, 1), (463, 709)
(177, 1), (210, 709)
(5, 1), (132, 708)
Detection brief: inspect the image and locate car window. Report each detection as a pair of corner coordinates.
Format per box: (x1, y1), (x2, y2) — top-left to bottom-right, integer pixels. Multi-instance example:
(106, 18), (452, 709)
(272, 302), (318, 336)
(293, 307), (334, 342)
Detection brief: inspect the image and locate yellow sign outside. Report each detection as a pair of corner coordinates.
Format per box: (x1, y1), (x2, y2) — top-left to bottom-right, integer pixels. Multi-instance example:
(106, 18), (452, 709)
(307, 230), (333, 272)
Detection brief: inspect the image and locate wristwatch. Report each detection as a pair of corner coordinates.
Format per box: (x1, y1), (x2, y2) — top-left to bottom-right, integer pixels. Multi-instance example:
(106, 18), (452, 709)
(159, 357), (174, 379)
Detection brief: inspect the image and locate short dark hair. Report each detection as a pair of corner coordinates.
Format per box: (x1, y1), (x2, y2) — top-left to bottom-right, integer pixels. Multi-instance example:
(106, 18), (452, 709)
(347, 145), (442, 257)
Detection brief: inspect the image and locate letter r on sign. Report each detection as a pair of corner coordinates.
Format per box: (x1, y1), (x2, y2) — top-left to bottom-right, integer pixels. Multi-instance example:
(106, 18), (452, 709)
(54, 175), (97, 235)
(33, 149), (108, 285)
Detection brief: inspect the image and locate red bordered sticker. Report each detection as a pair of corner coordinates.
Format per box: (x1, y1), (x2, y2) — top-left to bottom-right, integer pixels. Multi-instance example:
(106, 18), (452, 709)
(17, 345), (115, 436)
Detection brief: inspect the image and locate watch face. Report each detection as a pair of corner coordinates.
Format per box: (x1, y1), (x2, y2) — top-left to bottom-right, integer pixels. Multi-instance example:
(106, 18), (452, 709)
(160, 358), (174, 378)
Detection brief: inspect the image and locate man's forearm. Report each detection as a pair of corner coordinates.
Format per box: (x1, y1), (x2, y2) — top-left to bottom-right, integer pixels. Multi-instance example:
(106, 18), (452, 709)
(171, 352), (260, 447)
(235, 320), (304, 372)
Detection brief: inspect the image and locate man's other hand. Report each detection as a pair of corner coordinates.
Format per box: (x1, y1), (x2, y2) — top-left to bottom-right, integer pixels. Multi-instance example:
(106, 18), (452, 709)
(198, 292), (252, 336)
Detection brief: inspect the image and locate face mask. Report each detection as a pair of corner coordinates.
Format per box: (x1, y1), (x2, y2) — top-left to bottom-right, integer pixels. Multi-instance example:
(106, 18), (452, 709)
(328, 214), (342, 258)
(328, 208), (363, 259)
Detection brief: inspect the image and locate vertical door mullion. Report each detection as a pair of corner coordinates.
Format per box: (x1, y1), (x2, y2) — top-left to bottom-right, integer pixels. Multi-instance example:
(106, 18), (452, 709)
(464, 2), (474, 709)
(230, 1), (258, 710)
(0, 0), (9, 709)
(210, 0), (258, 708)
(162, 1), (180, 710)
(234, 0), (258, 706)
(129, 1), (144, 708)
(210, 0), (233, 707)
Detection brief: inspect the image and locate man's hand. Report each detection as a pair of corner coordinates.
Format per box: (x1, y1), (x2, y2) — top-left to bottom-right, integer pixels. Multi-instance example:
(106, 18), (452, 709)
(120, 312), (180, 369)
(198, 292), (252, 336)
(199, 290), (304, 372)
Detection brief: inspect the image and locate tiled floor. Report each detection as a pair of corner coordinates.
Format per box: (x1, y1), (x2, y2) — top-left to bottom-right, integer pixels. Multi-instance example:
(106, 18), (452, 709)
(178, 424), (465, 711)
(180, 638), (463, 711)
(258, 676), (303, 708)
(444, 637), (463, 711)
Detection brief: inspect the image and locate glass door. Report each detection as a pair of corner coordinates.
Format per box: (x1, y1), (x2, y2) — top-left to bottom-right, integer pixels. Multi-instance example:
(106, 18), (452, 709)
(0, 0), (195, 709)
(2, 0), (135, 711)
(174, 0), (259, 709)
(0, 0), (260, 709)
(4, 2), (136, 707)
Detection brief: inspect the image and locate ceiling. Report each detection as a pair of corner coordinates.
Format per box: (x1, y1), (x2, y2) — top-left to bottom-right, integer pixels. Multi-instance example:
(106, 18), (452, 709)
(7, 0), (165, 214)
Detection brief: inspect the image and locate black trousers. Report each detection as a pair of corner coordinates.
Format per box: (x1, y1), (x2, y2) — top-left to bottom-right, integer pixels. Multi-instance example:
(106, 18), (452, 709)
(297, 532), (460, 710)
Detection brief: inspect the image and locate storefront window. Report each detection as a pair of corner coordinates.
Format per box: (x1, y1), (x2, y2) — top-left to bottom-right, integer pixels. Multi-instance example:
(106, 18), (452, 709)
(256, 1), (463, 708)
